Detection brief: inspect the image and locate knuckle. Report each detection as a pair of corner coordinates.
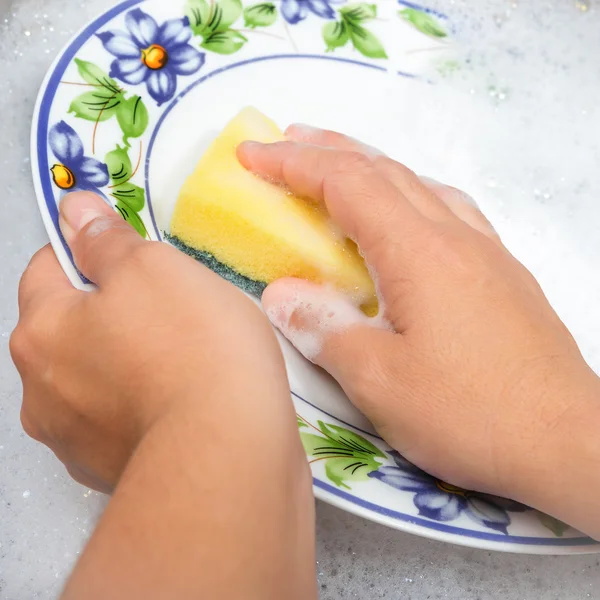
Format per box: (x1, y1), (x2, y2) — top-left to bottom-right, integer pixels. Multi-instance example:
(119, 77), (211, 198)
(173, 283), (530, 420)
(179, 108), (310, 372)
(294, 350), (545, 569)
(331, 150), (373, 176)
(64, 464), (88, 487)
(18, 249), (47, 305)
(9, 326), (31, 366)
(322, 152), (377, 201)
(424, 226), (498, 285)
(25, 245), (54, 274)
(10, 308), (62, 370)
(280, 150), (300, 186)
(372, 155), (413, 178)
(20, 408), (44, 442)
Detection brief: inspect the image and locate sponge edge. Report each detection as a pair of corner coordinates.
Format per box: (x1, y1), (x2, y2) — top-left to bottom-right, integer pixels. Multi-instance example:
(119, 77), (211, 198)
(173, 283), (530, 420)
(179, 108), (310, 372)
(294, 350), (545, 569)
(164, 233), (267, 297)
(169, 106), (378, 314)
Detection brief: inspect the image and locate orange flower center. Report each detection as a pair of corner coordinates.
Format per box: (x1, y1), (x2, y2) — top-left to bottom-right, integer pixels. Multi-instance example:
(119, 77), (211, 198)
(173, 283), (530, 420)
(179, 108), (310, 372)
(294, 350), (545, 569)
(51, 164), (76, 190)
(141, 44), (169, 70)
(435, 480), (467, 496)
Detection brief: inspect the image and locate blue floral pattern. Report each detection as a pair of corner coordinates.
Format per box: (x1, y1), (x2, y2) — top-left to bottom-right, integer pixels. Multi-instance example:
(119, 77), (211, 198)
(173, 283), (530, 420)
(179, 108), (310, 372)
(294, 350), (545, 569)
(369, 451), (528, 534)
(34, 0), (595, 548)
(281, 0), (344, 24)
(49, 121), (109, 197)
(97, 8), (205, 106)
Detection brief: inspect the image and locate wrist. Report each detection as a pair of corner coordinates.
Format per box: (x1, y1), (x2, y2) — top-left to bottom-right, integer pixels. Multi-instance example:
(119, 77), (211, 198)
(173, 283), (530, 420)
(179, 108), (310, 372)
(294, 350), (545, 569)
(502, 363), (600, 537)
(136, 340), (290, 440)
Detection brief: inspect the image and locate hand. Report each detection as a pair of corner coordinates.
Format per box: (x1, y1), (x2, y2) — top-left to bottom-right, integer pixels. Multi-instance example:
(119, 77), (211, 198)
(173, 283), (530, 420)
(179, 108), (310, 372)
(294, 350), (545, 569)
(238, 125), (600, 535)
(13, 193), (317, 599)
(11, 191), (294, 492)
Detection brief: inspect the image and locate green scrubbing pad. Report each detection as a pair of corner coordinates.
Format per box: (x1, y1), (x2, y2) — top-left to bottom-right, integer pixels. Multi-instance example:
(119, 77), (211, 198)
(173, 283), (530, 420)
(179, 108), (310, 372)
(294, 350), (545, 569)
(164, 233), (267, 298)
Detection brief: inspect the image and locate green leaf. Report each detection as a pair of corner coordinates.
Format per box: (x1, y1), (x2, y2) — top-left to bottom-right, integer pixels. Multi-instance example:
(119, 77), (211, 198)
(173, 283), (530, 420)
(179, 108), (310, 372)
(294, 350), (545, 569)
(115, 201), (147, 238)
(73, 59), (121, 94)
(206, 0), (243, 33)
(185, 0), (212, 35)
(243, 3), (277, 28)
(105, 145), (132, 185)
(297, 416), (308, 429)
(112, 182), (145, 212)
(322, 21), (349, 51)
(537, 513), (569, 537)
(68, 90), (122, 122)
(201, 30), (247, 54)
(347, 24), (387, 59)
(300, 422), (384, 489)
(300, 432), (348, 457)
(324, 456), (377, 489)
(116, 96), (149, 142)
(399, 8), (447, 38)
(340, 3), (377, 23)
(317, 421), (386, 459)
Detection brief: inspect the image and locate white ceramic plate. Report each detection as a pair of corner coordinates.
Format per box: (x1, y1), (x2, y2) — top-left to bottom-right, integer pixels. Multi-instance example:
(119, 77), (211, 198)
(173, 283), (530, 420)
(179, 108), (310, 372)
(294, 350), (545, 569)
(31, 0), (599, 553)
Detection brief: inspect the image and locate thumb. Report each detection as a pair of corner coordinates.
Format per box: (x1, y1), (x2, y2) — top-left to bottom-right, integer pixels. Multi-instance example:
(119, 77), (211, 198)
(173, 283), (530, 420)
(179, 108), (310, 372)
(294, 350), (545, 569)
(59, 191), (147, 286)
(262, 278), (397, 396)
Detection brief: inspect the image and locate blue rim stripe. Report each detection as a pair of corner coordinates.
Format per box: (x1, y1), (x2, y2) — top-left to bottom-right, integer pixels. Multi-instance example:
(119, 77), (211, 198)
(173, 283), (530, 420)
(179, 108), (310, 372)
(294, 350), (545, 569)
(313, 480), (596, 546)
(35, 0), (592, 548)
(36, 0), (145, 284)
(293, 391), (595, 546)
(397, 0), (448, 19)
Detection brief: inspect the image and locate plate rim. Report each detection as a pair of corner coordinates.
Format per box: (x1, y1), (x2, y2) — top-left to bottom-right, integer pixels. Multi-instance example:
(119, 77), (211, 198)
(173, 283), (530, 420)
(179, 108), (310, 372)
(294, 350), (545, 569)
(30, 0), (600, 554)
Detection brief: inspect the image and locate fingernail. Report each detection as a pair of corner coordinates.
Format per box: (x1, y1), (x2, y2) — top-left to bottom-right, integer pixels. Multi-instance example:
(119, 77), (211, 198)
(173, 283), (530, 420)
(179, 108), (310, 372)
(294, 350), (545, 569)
(237, 140), (263, 169)
(58, 215), (76, 246)
(59, 192), (112, 243)
(239, 140), (263, 150)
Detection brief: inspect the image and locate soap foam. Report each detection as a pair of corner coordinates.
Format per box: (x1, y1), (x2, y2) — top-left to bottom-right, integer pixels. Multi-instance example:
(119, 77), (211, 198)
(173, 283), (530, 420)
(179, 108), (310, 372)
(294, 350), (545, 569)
(264, 283), (390, 362)
(374, 0), (600, 373)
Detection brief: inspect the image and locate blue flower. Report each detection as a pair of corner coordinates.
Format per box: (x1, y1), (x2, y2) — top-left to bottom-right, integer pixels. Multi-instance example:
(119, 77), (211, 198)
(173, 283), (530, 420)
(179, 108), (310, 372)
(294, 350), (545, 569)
(49, 121), (109, 196)
(281, 0), (344, 24)
(369, 452), (528, 534)
(97, 8), (205, 106)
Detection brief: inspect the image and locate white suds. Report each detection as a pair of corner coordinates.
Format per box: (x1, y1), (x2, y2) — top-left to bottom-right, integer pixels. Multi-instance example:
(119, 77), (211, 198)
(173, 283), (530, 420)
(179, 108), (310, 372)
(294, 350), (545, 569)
(373, 1), (600, 372)
(264, 283), (389, 361)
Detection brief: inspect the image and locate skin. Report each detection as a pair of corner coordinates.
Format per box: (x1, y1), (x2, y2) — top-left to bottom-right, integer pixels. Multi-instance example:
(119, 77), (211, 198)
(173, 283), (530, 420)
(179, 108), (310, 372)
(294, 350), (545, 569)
(240, 124), (600, 537)
(10, 124), (600, 596)
(11, 193), (316, 600)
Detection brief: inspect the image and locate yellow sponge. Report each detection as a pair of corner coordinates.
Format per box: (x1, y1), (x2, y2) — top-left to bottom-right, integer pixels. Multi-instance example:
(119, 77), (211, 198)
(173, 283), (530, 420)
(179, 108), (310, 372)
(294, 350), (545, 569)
(170, 107), (377, 312)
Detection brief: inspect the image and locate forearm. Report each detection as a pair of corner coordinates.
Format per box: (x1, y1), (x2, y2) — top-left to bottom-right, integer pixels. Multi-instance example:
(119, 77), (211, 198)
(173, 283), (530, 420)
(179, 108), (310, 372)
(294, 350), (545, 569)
(62, 388), (317, 600)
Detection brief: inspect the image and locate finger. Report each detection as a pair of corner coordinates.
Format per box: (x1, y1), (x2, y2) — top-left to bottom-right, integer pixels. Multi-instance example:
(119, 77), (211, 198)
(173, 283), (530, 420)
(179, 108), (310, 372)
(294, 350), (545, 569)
(18, 244), (78, 313)
(59, 191), (147, 286)
(262, 277), (399, 393)
(420, 177), (501, 242)
(286, 124), (455, 222)
(237, 141), (428, 270)
(285, 123), (385, 158)
(64, 463), (113, 494)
